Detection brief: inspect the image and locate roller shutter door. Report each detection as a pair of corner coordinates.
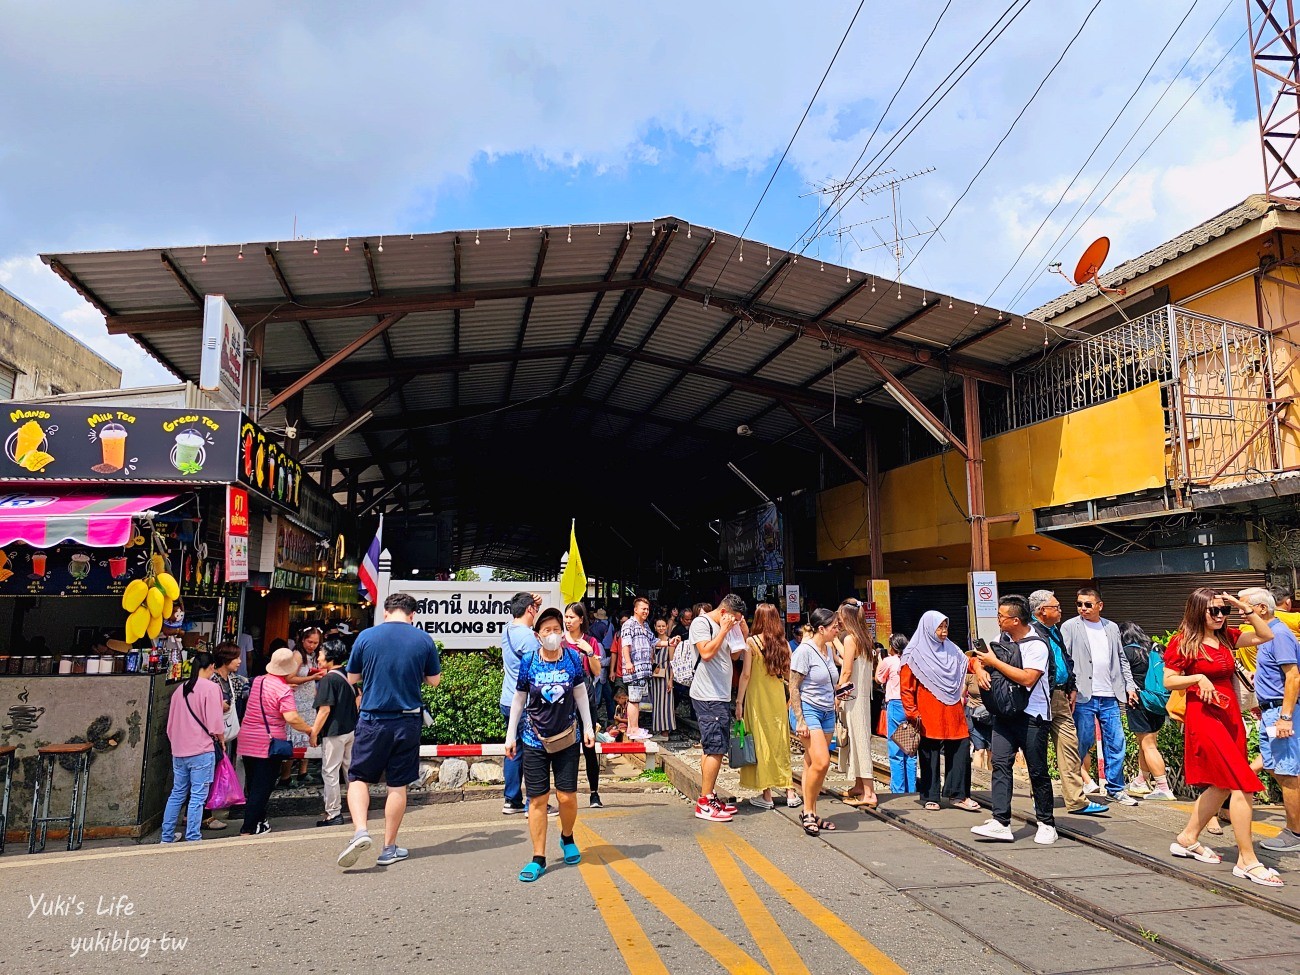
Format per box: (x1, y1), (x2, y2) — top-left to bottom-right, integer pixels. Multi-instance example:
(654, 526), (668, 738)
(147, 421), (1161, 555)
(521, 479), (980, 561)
(1093, 571), (1266, 638)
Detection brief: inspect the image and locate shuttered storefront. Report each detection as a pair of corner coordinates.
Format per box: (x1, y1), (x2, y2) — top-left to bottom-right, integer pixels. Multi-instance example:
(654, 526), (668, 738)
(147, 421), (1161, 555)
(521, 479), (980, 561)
(1092, 571), (1267, 639)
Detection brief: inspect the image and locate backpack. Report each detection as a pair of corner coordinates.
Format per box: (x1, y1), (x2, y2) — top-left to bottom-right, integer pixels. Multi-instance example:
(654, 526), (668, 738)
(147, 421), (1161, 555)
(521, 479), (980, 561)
(671, 628), (702, 687)
(1139, 645), (1171, 714)
(983, 637), (1031, 717)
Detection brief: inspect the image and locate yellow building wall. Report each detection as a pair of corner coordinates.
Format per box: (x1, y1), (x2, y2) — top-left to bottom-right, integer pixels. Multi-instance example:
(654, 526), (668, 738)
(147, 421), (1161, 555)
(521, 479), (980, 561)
(817, 382), (1167, 574)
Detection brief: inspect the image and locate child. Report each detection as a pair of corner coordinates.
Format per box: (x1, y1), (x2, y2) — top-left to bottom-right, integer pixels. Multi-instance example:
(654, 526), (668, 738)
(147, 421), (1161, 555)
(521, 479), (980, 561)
(610, 691), (630, 741)
(310, 638), (359, 827)
(876, 633), (917, 793)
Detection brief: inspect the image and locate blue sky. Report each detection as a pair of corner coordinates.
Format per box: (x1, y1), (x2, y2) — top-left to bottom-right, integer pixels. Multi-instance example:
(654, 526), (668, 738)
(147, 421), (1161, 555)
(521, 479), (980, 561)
(0, 1), (1262, 385)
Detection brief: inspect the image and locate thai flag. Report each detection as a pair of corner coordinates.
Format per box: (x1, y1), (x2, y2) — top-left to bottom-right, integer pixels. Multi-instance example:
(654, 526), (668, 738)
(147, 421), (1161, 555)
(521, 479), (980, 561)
(359, 513), (382, 604)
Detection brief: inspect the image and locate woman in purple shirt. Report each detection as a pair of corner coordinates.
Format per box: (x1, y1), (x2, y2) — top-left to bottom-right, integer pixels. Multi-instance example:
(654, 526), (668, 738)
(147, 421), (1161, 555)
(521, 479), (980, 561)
(161, 650), (226, 843)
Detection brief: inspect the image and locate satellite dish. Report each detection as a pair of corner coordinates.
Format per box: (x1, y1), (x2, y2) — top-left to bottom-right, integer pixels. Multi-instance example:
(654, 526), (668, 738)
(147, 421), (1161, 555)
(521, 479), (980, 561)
(1073, 237), (1111, 286)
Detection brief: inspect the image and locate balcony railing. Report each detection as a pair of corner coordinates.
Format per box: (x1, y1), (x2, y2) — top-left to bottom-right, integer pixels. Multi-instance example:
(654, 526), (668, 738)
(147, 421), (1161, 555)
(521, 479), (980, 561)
(985, 305), (1286, 489)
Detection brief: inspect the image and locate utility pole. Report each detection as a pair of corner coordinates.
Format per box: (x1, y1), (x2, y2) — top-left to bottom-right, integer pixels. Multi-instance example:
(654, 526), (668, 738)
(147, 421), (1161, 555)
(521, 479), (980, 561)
(1248, 1), (1300, 200)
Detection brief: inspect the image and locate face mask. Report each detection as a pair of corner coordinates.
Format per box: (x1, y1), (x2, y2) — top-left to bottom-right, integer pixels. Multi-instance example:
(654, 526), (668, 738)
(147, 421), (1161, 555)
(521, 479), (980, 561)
(541, 633), (563, 652)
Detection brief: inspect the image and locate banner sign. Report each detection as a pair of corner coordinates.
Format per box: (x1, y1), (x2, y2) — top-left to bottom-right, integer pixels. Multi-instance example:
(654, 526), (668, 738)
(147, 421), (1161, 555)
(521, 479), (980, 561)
(200, 295), (245, 410)
(237, 417), (302, 511)
(784, 584), (801, 623)
(272, 567), (316, 595)
(2, 404), (239, 484)
(225, 535), (249, 583)
(722, 502), (783, 573)
(274, 517), (317, 574)
(225, 486), (250, 583)
(376, 581), (563, 650)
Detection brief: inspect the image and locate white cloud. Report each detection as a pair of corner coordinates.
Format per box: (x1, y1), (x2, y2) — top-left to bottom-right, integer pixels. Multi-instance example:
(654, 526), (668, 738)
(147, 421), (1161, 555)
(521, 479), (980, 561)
(0, 0), (1267, 383)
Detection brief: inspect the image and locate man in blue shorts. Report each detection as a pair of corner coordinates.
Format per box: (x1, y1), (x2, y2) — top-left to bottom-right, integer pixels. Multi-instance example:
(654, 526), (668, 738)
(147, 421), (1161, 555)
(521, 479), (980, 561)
(336, 592), (441, 868)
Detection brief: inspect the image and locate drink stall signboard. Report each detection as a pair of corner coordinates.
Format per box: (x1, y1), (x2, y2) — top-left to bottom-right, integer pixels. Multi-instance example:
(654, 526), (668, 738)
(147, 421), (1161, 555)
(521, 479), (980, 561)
(1, 404), (240, 484)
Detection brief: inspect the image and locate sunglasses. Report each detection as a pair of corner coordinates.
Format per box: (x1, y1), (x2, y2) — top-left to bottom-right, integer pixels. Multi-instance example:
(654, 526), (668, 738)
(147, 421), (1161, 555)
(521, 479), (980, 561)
(1207, 606), (1229, 617)
(1076, 601), (1095, 608)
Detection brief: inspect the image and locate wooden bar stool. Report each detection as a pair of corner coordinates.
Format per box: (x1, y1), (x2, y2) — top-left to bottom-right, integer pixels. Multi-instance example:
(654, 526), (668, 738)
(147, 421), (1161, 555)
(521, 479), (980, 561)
(28, 743), (92, 854)
(0, 745), (16, 855)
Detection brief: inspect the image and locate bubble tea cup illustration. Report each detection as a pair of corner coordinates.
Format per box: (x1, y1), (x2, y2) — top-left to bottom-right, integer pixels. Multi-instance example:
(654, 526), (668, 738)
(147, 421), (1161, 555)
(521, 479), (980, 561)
(69, 553), (91, 581)
(93, 422), (128, 474)
(171, 429), (207, 474)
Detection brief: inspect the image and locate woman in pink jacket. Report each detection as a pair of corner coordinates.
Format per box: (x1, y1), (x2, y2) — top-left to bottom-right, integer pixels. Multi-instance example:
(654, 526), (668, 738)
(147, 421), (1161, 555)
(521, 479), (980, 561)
(161, 650), (226, 843)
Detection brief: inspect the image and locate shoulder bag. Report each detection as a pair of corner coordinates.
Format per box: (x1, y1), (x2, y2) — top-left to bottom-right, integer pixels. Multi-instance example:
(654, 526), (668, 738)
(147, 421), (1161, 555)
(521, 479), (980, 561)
(537, 649), (581, 754)
(257, 676), (295, 758)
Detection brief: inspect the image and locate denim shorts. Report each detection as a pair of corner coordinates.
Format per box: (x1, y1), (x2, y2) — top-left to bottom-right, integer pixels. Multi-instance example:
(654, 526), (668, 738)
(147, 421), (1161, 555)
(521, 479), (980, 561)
(1261, 706), (1300, 777)
(800, 702), (836, 735)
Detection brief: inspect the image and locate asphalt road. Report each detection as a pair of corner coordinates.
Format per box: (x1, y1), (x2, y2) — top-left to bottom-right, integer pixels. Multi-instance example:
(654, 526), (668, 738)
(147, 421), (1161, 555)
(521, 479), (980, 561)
(0, 792), (1024, 975)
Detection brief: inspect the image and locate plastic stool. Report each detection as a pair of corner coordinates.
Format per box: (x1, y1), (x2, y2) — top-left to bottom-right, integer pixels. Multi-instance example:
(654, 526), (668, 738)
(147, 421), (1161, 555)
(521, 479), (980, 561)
(0, 745), (15, 854)
(28, 742), (92, 853)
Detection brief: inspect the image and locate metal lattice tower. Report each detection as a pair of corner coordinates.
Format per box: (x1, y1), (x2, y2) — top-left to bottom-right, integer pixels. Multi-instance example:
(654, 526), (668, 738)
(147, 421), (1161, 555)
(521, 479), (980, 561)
(1249, 1), (1300, 200)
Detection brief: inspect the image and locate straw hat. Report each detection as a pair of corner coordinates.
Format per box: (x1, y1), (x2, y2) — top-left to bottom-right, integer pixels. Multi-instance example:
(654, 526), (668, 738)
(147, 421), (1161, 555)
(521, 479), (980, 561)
(266, 647), (298, 677)
(594, 608), (608, 620)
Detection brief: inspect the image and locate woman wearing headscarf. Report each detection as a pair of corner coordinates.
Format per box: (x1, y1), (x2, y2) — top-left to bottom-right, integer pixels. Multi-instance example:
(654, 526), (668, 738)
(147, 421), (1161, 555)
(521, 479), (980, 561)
(901, 611), (981, 812)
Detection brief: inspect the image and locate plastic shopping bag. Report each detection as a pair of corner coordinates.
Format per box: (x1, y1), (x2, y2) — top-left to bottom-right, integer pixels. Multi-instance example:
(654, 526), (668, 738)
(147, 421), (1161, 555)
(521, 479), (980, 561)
(728, 719), (757, 768)
(206, 752), (247, 810)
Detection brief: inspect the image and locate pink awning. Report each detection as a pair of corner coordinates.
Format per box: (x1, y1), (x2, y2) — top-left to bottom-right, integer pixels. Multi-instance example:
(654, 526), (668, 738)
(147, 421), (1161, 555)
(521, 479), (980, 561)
(0, 491), (180, 549)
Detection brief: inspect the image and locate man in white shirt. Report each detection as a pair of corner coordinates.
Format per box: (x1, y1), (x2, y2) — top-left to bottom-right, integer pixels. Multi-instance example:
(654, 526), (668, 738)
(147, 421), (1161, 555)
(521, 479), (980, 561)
(971, 594), (1058, 845)
(688, 594), (748, 823)
(1061, 587), (1139, 806)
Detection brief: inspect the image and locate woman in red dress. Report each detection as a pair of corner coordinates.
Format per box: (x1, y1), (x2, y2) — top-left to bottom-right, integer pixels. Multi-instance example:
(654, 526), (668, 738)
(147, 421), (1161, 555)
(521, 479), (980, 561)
(1164, 588), (1282, 887)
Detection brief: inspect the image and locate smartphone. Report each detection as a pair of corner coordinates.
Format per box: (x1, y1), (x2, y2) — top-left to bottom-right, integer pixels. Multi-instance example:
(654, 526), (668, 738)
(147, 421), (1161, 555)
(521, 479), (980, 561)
(836, 682), (855, 699)
(972, 639), (989, 655)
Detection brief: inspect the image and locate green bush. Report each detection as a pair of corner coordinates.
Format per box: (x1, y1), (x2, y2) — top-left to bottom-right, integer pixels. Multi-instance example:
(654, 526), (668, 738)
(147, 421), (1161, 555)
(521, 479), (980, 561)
(420, 647), (507, 744)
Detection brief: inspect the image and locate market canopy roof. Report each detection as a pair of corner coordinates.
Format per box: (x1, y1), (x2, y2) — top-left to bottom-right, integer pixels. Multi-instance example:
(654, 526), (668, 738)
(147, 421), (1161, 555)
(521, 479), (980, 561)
(44, 219), (1043, 573)
(0, 491), (181, 549)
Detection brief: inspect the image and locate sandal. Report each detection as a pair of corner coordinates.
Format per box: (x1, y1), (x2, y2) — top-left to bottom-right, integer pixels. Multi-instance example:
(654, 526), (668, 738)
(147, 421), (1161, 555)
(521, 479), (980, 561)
(816, 816), (837, 831)
(786, 793), (803, 808)
(923, 801), (941, 811)
(801, 812), (820, 836)
(1205, 820), (1224, 835)
(560, 838), (581, 865)
(1234, 862), (1284, 887)
(518, 861), (546, 883)
(201, 817), (227, 831)
(951, 798), (982, 812)
(1170, 840), (1222, 864)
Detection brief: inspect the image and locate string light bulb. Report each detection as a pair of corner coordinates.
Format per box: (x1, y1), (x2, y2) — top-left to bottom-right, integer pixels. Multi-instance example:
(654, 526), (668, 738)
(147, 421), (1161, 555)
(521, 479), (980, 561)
(507, 228), (512, 241)
(686, 223), (692, 239)
(738, 243), (743, 263)
(201, 246), (207, 265)
(766, 247), (771, 267)
(474, 230), (480, 245)
(378, 236), (384, 253)
(948, 297), (953, 309)
(567, 225), (572, 244)
(312, 240), (319, 256)
(626, 224), (631, 241)
(870, 276), (876, 293)
(237, 245), (244, 261)
(344, 238), (350, 253)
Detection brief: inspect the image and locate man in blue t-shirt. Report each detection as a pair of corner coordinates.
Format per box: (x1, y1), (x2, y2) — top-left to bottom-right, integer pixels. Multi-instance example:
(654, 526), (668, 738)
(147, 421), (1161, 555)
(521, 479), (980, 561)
(500, 592), (542, 814)
(336, 592), (441, 870)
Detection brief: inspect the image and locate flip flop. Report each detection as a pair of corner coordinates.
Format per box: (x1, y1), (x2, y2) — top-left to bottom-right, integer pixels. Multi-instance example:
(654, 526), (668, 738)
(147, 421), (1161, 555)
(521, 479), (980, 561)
(1234, 862), (1284, 887)
(950, 798), (982, 812)
(560, 838), (581, 865)
(518, 862), (546, 882)
(1170, 840), (1222, 864)
(923, 801), (941, 811)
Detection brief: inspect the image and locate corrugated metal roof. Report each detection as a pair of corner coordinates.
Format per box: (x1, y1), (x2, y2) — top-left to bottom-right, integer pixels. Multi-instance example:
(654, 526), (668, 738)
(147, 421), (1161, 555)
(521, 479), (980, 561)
(43, 217), (1039, 571)
(1030, 194), (1300, 322)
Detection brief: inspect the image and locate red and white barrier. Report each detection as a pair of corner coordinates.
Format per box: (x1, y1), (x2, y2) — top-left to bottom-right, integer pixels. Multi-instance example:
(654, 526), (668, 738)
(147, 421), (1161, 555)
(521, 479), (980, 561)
(419, 741), (658, 758)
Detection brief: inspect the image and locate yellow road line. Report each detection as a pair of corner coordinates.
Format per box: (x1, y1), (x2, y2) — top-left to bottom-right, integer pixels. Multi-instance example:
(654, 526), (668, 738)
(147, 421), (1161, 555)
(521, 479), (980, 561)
(720, 832), (909, 975)
(698, 834), (811, 975)
(575, 822), (768, 975)
(1165, 802), (1282, 838)
(575, 844), (671, 975)
(0, 809), (631, 871)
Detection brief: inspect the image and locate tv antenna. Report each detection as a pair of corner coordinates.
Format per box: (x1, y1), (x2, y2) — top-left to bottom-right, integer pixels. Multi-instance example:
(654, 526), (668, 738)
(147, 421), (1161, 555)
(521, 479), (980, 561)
(1049, 236), (1130, 321)
(850, 168), (939, 291)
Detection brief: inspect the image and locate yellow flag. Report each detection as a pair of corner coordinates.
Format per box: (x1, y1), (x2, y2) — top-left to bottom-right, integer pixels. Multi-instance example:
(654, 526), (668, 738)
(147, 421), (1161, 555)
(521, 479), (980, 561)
(560, 520), (587, 605)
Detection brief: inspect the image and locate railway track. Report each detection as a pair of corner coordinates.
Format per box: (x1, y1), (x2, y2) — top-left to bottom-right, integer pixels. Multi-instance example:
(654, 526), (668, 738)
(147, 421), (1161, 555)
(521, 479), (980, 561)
(783, 756), (1297, 975)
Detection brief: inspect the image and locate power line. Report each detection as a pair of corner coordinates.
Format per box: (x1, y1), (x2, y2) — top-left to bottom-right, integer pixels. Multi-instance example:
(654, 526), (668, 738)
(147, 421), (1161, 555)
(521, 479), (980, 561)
(1000, 0), (1236, 313)
(865, 0), (1106, 315)
(976, 0), (1203, 314)
(708, 0), (867, 292)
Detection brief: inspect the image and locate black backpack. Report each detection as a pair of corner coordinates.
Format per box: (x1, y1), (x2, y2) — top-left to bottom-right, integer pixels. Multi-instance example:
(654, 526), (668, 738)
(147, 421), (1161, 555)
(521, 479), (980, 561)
(983, 636), (1031, 717)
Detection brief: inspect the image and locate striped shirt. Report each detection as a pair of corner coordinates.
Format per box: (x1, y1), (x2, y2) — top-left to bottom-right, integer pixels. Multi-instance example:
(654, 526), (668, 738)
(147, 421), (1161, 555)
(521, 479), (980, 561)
(236, 675), (297, 759)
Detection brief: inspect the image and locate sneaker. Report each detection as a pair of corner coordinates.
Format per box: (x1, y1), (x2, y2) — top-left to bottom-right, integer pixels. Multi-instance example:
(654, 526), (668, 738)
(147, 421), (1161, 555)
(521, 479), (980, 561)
(547, 804), (559, 817)
(1107, 790), (1140, 807)
(316, 814), (344, 828)
(708, 794), (739, 815)
(589, 793), (604, 808)
(1035, 823), (1059, 845)
(1081, 777), (1101, 796)
(971, 819), (1015, 842)
(694, 799), (733, 823)
(502, 802), (526, 815)
(748, 795), (775, 810)
(1127, 778), (1152, 796)
(1072, 801), (1109, 816)
(1260, 828), (1300, 853)
(1145, 787), (1177, 801)
(336, 832), (372, 868)
(376, 845), (409, 866)
(253, 821), (271, 835)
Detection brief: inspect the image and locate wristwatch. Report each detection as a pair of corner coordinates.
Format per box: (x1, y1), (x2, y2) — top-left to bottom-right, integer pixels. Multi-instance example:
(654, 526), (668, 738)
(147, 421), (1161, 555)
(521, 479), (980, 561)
(1281, 713), (1294, 721)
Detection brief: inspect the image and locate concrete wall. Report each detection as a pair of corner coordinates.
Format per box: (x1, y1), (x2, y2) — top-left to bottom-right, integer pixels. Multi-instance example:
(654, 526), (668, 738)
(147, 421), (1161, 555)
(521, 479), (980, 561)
(0, 286), (122, 398)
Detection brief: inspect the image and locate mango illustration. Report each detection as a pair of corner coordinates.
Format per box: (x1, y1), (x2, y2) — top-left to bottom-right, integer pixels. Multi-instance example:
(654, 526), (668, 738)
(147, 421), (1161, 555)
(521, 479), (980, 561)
(19, 450), (54, 472)
(14, 421), (43, 462)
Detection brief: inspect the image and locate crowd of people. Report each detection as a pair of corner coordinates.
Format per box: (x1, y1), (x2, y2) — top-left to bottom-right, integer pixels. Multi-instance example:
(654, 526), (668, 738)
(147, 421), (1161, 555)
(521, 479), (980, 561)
(155, 582), (1299, 888)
